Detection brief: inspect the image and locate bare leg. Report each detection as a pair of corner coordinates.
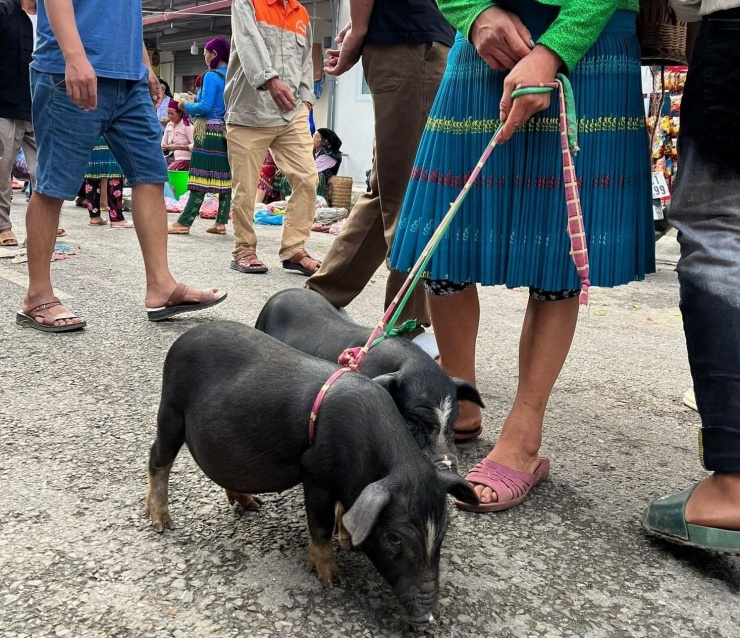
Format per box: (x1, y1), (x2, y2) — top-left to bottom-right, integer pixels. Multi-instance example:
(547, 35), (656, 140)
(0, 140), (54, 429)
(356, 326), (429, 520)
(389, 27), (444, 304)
(131, 183), (222, 308)
(475, 295), (579, 504)
(22, 193), (82, 326)
(428, 286), (481, 434)
(685, 474), (740, 530)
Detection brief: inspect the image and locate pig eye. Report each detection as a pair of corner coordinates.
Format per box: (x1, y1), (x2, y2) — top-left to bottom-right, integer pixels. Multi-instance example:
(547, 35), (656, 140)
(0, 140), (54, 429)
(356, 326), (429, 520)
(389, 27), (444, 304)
(385, 531), (402, 547)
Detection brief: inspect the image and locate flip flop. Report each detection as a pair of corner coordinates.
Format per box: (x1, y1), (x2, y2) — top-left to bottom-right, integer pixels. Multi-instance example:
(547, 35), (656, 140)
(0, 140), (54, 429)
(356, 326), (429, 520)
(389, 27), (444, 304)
(147, 283), (227, 321)
(454, 457), (550, 513)
(642, 485), (740, 555)
(89, 219), (108, 226)
(16, 300), (86, 333)
(0, 229), (18, 246)
(110, 220), (134, 229)
(453, 424), (483, 443)
(206, 225), (226, 235)
(167, 223), (190, 235)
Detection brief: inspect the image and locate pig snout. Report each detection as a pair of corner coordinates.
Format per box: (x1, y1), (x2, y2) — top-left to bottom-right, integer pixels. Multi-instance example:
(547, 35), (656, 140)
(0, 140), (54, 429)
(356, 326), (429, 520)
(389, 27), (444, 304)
(430, 452), (458, 473)
(397, 576), (440, 625)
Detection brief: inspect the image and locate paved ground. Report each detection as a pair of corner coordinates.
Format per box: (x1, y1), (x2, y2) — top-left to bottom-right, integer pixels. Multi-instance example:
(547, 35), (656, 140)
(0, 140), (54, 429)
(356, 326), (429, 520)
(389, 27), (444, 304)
(2, 197), (739, 638)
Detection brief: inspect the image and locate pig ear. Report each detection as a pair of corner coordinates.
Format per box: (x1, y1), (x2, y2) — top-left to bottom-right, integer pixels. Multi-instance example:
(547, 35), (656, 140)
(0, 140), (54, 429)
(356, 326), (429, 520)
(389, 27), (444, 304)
(372, 372), (402, 399)
(437, 470), (479, 506)
(342, 480), (392, 546)
(451, 377), (485, 408)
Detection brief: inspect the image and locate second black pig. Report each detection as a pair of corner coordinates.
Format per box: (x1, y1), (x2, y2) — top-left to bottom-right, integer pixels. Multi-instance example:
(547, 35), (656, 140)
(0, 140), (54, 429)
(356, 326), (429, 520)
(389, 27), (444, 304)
(255, 288), (484, 472)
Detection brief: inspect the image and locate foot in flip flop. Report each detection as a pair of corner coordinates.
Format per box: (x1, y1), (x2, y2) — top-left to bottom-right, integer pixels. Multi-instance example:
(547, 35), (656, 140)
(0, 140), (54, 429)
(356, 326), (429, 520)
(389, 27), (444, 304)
(146, 282), (227, 321)
(455, 454), (550, 513)
(1, 229), (18, 246)
(168, 222), (190, 235)
(231, 251), (268, 274)
(642, 474), (740, 555)
(282, 250), (321, 276)
(16, 298), (86, 333)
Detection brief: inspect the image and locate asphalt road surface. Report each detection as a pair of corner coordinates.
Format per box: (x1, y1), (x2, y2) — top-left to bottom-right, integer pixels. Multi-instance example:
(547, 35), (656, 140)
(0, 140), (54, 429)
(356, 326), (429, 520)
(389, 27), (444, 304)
(2, 197), (738, 637)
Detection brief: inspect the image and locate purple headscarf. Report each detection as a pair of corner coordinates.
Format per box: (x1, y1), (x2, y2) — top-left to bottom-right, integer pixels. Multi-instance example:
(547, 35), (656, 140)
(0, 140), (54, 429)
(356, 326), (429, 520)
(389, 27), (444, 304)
(205, 37), (231, 69)
(167, 99), (189, 125)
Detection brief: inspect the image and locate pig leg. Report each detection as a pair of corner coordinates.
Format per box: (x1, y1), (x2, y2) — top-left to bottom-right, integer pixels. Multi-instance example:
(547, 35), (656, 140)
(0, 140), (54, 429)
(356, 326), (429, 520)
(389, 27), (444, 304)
(304, 484), (340, 588)
(145, 409), (185, 532)
(224, 489), (263, 512)
(334, 503), (353, 551)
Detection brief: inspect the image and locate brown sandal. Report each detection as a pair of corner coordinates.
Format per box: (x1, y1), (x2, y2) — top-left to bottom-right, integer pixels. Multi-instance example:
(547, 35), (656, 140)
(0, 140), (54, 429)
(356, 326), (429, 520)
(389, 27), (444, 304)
(147, 282), (227, 321)
(282, 250), (321, 276)
(230, 251), (268, 274)
(16, 299), (86, 333)
(0, 229), (18, 246)
(206, 225), (226, 235)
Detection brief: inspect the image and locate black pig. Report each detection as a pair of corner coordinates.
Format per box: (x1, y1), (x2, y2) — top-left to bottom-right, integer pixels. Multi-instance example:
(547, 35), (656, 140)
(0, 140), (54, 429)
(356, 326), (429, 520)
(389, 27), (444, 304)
(145, 322), (478, 625)
(255, 288), (484, 472)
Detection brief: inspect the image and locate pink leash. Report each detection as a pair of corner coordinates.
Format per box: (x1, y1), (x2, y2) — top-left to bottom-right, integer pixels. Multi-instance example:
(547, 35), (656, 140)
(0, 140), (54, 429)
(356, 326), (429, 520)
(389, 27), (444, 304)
(308, 77), (590, 444)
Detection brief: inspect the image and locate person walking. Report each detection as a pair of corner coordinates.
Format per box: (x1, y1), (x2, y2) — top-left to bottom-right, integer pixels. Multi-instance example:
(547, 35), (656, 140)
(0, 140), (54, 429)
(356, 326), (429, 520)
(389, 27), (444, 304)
(225, 0), (320, 276)
(304, 0), (454, 324)
(168, 37), (232, 236)
(0, 0), (37, 247)
(389, 0), (654, 510)
(16, 0), (226, 333)
(84, 138), (132, 228)
(642, 0), (740, 553)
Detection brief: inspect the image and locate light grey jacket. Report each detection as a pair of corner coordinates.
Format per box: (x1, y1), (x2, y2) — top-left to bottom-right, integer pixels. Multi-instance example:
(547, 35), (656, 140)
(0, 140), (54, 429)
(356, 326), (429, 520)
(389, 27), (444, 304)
(225, 0), (315, 128)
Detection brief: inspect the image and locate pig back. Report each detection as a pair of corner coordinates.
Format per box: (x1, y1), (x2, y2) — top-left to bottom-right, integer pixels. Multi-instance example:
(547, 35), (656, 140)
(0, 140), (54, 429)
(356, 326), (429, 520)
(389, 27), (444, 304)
(161, 321), (339, 494)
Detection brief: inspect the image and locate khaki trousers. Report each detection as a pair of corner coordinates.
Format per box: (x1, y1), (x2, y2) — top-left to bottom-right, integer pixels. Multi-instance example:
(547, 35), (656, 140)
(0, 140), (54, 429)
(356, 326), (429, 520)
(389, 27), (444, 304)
(0, 118), (36, 232)
(227, 112), (317, 261)
(306, 42), (449, 325)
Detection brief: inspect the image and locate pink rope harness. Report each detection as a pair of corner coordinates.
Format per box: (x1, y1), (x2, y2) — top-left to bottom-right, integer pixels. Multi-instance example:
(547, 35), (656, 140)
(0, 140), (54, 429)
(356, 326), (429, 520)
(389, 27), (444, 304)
(307, 77), (590, 444)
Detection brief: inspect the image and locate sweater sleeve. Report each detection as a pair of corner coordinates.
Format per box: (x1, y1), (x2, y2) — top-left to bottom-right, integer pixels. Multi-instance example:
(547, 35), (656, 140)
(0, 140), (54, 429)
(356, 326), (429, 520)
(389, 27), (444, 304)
(184, 74), (221, 118)
(435, 0), (494, 41)
(537, 0), (621, 70)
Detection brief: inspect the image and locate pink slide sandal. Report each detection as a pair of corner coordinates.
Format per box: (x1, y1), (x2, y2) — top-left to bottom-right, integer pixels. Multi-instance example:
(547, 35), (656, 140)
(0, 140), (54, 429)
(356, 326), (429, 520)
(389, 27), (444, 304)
(454, 457), (550, 513)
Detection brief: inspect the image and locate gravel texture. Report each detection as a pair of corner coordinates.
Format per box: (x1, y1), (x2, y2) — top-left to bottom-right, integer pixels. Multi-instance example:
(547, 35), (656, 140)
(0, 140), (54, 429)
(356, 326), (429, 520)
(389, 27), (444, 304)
(2, 198), (739, 637)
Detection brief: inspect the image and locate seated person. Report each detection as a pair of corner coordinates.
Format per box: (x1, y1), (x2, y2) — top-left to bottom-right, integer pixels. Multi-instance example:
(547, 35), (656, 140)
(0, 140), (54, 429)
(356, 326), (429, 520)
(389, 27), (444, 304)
(313, 128), (342, 191)
(161, 100), (193, 171)
(272, 128), (344, 200)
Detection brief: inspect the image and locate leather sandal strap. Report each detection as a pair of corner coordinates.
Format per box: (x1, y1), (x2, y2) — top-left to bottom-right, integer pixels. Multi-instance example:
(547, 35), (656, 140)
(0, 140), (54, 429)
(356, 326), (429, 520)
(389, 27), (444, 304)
(28, 300), (62, 315)
(165, 283), (189, 307)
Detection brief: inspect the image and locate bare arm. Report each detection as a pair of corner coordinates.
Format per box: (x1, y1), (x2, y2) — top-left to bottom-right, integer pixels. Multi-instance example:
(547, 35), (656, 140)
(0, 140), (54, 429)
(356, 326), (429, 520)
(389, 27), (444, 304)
(45, 0), (97, 110)
(324, 0), (374, 77)
(143, 42), (164, 108)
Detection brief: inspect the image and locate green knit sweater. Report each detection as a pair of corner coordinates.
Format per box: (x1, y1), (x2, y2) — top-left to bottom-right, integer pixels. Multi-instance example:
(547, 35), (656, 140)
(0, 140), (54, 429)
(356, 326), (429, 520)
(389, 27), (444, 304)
(440, 0), (639, 70)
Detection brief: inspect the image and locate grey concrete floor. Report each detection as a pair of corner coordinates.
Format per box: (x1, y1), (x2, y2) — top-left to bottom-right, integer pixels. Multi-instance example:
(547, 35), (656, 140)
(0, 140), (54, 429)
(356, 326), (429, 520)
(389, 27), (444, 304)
(1, 196), (738, 638)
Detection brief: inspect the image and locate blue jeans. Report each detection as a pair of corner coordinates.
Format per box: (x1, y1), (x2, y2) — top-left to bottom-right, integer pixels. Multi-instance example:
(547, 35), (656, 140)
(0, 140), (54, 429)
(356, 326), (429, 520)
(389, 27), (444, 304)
(31, 71), (168, 201)
(670, 8), (740, 472)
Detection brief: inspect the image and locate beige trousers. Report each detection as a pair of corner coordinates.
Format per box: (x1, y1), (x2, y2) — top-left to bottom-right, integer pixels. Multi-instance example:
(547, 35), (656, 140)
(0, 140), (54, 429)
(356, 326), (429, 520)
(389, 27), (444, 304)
(305, 42), (449, 325)
(0, 118), (36, 232)
(227, 111), (317, 261)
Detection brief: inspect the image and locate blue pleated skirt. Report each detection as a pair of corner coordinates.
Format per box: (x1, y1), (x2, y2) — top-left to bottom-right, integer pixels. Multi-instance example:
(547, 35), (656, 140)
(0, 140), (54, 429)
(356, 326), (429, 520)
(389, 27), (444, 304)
(84, 138), (123, 180)
(389, 3), (655, 290)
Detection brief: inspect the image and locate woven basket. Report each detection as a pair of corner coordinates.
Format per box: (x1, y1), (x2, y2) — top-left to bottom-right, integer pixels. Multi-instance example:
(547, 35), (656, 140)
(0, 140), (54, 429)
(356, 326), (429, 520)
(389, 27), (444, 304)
(637, 0), (687, 65)
(326, 175), (353, 211)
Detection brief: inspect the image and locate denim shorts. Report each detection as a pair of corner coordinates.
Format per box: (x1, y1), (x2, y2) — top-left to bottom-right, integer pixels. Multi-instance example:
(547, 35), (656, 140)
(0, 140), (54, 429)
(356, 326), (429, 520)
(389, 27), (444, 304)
(31, 70), (168, 200)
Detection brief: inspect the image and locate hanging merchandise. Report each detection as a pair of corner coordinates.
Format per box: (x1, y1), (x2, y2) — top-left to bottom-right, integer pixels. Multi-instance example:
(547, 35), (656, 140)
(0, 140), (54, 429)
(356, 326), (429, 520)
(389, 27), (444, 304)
(645, 66), (686, 196)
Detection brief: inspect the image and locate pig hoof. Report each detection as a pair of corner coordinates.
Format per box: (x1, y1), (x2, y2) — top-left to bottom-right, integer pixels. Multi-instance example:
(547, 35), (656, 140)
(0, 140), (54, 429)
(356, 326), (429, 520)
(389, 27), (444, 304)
(145, 500), (175, 533)
(307, 541), (339, 589)
(148, 509), (175, 533)
(225, 489), (263, 512)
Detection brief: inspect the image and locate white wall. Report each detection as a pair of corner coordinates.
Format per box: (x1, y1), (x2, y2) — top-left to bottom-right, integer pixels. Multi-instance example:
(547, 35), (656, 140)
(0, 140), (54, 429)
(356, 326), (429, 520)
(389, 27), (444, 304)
(325, 0), (374, 184)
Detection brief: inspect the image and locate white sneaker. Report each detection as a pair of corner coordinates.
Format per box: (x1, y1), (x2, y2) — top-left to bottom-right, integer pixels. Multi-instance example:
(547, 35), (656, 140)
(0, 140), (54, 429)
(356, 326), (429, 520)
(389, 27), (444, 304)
(682, 388), (698, 412)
